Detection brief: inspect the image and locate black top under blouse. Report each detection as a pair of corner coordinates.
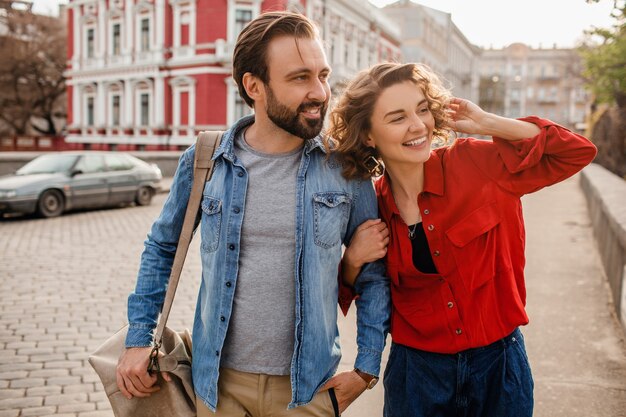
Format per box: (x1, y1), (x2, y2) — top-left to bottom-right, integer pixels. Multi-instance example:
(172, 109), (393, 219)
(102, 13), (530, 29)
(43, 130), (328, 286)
(409, 222), (439, 274)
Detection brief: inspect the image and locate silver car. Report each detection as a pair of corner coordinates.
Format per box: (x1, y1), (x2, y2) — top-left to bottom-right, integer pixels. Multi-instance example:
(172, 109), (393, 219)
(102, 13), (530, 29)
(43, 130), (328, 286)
(0, 152), (162, 218)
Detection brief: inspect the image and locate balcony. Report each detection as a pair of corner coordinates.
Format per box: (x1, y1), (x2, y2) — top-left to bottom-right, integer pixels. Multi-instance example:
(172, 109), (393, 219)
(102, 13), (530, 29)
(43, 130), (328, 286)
(537, 97), (559, 104)
(214, 39), (234, 64)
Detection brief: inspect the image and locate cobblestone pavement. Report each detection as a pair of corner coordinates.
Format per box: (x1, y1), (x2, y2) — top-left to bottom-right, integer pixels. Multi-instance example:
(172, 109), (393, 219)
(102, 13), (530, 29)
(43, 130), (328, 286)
(1, 174), (626, 417)
(0, 194), (202, 417)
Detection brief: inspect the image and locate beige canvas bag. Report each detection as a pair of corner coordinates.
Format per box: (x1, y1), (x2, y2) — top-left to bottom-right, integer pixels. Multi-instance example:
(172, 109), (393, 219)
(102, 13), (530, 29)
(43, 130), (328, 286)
(88, 131), (223, 417)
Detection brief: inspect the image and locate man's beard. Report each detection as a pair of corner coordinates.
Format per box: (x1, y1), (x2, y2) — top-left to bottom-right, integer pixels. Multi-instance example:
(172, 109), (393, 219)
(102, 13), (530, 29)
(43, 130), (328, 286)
(265, 85), (327, 140)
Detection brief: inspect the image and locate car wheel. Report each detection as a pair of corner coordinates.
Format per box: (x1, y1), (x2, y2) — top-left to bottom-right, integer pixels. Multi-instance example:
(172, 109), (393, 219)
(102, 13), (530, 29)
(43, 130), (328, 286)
(135, 186), (153, 206)
(37, 190), (64, 218)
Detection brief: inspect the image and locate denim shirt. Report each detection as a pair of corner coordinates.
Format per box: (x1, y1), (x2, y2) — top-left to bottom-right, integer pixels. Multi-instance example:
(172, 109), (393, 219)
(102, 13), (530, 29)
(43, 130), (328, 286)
(126, 116), (390, 411)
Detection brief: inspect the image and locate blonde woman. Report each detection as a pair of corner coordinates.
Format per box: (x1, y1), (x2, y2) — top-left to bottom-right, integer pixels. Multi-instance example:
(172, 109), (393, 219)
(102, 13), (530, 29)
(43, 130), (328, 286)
(332, 62), (597, 417)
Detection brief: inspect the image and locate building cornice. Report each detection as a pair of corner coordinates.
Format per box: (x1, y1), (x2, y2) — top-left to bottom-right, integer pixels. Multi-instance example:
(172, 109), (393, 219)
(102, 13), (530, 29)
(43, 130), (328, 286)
(66, 65), (161, 84)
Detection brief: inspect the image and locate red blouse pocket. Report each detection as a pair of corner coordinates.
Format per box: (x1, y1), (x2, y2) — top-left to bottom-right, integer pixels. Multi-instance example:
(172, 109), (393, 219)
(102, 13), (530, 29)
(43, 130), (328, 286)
(445, 201), (501, 290)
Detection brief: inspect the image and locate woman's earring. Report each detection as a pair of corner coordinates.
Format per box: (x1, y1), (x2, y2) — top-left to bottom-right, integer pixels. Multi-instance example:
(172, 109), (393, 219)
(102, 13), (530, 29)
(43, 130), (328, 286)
(363, 155), (383, 176)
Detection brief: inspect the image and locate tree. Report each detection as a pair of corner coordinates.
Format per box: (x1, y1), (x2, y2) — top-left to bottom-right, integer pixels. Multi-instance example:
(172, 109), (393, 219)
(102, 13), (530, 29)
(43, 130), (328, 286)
(579, 0), (626, 107)
(580, 0), (626, 179)
(0, 7), (66, 135)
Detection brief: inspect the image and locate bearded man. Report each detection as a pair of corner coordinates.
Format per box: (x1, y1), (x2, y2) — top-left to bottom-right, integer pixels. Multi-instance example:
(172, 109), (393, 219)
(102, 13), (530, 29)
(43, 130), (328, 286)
(116, 10), (390, 417)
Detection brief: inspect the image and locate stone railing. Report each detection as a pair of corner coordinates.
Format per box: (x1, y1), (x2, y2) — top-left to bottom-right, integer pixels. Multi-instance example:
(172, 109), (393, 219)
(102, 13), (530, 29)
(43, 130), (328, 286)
(580, 163), (626, 333)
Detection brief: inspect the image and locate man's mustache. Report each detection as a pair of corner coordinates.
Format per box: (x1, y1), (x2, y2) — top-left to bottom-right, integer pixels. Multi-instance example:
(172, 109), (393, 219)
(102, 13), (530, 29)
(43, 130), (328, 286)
(298, 101), (327, 113)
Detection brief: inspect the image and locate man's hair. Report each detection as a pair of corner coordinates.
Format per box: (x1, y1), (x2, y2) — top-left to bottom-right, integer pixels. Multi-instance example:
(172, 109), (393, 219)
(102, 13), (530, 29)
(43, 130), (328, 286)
(232, 11), (320, 108)
(328, 62), (452, 180)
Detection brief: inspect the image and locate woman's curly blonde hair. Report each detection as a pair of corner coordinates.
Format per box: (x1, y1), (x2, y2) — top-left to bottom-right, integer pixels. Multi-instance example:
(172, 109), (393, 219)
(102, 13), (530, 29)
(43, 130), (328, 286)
(327, 62), (452, 180)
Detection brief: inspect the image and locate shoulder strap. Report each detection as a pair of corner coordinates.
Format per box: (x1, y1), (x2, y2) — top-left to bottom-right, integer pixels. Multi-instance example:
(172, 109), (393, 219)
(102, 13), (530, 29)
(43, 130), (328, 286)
(153, 131), (223, 347)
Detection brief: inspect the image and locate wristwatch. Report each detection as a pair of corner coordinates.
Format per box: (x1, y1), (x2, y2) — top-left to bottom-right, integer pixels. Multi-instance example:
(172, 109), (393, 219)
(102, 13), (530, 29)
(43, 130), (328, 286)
(353, 368), (379, 390)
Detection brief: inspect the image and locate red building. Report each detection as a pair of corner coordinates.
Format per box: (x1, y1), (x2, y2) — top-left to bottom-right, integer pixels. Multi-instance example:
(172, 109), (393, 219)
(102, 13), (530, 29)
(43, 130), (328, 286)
(65, 0), (401, 150)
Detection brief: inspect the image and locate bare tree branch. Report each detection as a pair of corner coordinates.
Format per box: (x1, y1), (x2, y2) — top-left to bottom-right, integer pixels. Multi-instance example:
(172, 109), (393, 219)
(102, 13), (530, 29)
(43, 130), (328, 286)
(0, 7), (66, 135)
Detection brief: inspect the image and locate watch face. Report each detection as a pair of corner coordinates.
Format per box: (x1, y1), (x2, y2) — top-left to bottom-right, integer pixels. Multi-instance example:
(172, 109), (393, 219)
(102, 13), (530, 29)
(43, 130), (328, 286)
(367, 378), (379, 389)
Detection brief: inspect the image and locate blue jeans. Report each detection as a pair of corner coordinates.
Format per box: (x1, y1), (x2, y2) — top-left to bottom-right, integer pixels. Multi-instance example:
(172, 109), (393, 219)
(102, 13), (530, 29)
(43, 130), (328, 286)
(383, 328), (534, 417)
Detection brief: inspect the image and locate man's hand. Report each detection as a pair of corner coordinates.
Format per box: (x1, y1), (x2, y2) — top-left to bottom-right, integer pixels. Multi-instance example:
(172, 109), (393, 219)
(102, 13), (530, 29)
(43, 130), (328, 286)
(116, 347), (171, 400)
(320, 371), (368, 414)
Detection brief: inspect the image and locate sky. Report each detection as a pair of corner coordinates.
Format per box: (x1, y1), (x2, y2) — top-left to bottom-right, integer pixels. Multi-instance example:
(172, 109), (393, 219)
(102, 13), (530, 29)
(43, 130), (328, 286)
(31, 0), (617, 48)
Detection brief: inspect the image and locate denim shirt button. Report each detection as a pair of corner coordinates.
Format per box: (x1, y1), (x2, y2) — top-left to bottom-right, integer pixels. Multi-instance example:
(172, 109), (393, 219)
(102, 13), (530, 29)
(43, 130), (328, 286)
(237, 171), (244, 177)
(215, 350), (219, 356)
(220, 316), (225, 322)
(225, 282), (232, 287)
(229, 244), (235, 250)
(233, 207), (240, 213)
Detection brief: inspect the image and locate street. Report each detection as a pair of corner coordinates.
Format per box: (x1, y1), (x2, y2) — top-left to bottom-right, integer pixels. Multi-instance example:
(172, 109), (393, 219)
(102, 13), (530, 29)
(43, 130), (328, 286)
(1, 174), (626, 416)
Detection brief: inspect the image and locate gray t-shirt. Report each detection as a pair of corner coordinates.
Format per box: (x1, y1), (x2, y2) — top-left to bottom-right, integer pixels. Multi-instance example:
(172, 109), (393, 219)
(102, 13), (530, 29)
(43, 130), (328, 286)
(220, 130), (301, 375)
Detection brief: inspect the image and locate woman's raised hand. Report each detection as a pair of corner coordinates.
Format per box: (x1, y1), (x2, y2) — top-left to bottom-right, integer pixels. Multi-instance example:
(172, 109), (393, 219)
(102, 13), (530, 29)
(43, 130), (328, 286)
(446, 97), (490, 135)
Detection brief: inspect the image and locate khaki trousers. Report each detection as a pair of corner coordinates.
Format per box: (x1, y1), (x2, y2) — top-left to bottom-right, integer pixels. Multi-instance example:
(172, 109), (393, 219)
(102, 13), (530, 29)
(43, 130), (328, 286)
(197, 367), (339, 417)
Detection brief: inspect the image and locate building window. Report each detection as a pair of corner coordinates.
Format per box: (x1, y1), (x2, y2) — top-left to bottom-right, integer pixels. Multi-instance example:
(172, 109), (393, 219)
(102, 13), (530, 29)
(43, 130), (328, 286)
(86, 96), (95, 126)
(234, 93), (248, 122)
(112, 23), (121, 56)
(87, 28), (95, 58)
(510, 89), (521, 102)
(550, 87), (558, 101)
(140, 93), (150, 125)
(235, 9), (252, 37)
(140, 18), (150, 52)
(112, 95), (121, 126)
(180, 11), (190, 45)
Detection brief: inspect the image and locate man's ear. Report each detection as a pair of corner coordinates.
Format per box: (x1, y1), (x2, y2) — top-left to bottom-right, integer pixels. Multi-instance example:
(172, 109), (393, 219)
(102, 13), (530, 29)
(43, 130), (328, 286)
(242, 72), (264, 103)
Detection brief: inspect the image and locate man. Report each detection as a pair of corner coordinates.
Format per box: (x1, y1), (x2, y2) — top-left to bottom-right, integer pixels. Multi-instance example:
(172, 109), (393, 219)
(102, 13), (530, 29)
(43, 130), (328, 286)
(116, 11), (390, 416)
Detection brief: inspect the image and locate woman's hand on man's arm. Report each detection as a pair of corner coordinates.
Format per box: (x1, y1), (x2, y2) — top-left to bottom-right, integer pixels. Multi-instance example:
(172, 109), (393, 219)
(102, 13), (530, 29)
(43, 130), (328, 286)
(341, 219), (389, 286)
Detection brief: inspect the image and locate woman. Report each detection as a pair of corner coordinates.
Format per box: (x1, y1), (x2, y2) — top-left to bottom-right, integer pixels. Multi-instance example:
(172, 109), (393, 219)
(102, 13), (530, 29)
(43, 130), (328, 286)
(331, 62), (597, 417)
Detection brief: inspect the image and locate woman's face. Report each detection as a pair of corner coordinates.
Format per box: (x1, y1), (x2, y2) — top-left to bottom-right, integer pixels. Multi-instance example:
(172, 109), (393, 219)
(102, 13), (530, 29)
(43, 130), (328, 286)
(365, 81), (435, 167)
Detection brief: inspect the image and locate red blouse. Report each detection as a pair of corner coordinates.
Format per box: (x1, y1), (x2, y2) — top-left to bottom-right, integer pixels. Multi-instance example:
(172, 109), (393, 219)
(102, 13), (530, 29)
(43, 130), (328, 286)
(373, 117), (596, 354)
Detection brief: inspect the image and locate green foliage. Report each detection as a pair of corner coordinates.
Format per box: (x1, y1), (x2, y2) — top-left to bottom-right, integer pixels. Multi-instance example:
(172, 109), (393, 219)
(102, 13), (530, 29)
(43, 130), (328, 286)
(579, 0), (626, 106)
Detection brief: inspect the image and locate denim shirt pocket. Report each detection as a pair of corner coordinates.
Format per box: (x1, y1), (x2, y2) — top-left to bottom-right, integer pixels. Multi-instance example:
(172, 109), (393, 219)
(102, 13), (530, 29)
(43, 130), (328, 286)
(200, 196), (222, 253)
(313, 192), (351, 248)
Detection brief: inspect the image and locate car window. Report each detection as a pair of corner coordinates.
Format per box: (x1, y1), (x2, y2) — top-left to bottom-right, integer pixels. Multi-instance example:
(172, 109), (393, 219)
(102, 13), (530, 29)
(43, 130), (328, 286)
(74, 155), (106, 174)
(105, 154), (134, 171)
(16, 154), (78, 175)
